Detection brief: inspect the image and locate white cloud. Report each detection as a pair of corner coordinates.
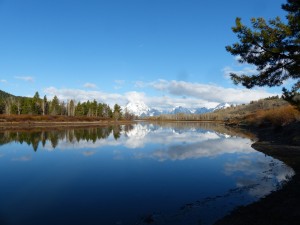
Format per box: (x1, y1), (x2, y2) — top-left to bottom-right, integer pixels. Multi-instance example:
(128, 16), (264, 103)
(44, 79), (278, 110)
(145, 95), (218, 109)
(43, 77), (279, 111)
(14, 76), (34, 82)
(222, 66), (257, 79)
(147, 80), (277, 104)
(44, 87), (127, 106)
(222, 56), (258, 79)
(114, 80), (125, 85)
(114, 80), (125, 89)
(150, 79), (169, 90)
(134, 81), (146, 88)
(0, 79), (7, 83)
(83, 82), (97, 89)
(125, 91), (146, 102)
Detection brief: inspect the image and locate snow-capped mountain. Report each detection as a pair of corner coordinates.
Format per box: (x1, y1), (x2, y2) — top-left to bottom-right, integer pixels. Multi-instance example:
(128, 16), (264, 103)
(123, 101), (232, 117)
(148, 108), (162, 116)
(171, 106), (192, 114)
(213, 103), (231, 111)
(194, 107), (212, 114)
(123, 101), (150, 117)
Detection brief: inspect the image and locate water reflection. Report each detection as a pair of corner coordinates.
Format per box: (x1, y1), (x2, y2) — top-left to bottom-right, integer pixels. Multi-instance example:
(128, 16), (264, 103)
(0, 125), (126, 151)
(224, 155), (294, 198)
(0, 122), (295, 225)
(0, 123), (254, 152)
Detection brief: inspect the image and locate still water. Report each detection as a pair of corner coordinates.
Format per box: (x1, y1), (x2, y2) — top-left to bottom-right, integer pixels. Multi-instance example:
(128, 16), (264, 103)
(0, 122), (294, 225)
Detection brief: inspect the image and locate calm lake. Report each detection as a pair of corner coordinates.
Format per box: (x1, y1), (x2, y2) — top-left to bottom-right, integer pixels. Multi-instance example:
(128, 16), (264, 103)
(0, 122), (295, 225)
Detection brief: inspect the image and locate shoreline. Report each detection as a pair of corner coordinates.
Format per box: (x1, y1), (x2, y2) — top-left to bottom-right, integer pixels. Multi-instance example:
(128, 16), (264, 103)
(0, 120), (136, 130)
(215, 122), (300, 225)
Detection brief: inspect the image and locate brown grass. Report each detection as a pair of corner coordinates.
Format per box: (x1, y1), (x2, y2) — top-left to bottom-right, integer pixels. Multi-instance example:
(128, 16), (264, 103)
(0, 115), (115, 122)
(244, 105), (300, 127)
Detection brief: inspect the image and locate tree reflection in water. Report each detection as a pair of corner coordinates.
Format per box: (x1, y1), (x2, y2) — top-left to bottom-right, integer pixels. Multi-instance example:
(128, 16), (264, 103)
(0, 124), (134, 151)
(0, 122), (295, 225)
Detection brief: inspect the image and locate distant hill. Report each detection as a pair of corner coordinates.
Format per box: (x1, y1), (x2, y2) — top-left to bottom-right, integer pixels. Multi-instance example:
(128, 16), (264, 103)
(204, 96), (295, 125)
(211, 97), (288, 118)
(0, 89), (15, 100)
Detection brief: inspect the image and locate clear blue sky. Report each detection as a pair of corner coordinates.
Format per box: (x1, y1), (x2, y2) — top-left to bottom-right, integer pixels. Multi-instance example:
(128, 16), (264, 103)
(0, 0), (287, 109)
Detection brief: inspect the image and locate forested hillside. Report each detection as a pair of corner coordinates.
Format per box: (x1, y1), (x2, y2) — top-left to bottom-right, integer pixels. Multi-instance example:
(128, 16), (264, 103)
(0, 89), (15, 99)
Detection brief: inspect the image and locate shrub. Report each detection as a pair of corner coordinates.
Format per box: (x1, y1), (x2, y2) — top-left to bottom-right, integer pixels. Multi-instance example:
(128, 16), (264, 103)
(245, 105), (300, 127)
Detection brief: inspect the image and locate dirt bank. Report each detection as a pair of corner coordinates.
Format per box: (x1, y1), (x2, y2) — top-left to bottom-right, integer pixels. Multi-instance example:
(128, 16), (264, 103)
(0, 120), (136, 130)
(215, 122), (300, 225)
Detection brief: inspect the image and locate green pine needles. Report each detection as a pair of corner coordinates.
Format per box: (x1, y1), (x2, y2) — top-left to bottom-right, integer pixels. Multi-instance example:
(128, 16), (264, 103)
(226, 0), (300, 109)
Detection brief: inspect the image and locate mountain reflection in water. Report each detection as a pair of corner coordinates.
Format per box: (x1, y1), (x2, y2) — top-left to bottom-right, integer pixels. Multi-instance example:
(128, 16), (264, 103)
(0, 122), (295, 225)
(0, 122), (253, 152)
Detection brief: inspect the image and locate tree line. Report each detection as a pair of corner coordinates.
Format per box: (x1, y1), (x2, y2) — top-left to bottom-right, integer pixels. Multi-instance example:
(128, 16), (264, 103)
(0, 91), (135, 120)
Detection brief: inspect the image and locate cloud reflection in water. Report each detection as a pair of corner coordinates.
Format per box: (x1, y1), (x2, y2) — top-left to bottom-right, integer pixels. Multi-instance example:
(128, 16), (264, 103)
(42, 124), (254, 161)
(224, 155), (295, 198)
(0, 123), (295, 225)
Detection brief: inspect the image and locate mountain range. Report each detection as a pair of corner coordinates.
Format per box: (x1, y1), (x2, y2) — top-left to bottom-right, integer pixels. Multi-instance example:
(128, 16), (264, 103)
(123, 101), (231, 117)
(0, 88), (232, 117)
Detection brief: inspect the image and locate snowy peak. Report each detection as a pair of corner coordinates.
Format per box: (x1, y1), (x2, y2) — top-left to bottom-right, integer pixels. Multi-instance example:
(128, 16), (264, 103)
(171, 106), (192, 114)
(122, 101), (232, 117)
(213, 103), (231, 111)
(194, 107), (212, 114)
(124, 101), (150, 117)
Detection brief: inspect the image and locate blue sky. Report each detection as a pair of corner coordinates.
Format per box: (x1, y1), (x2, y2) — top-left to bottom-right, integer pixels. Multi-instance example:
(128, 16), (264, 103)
(0, 0), (288, 109)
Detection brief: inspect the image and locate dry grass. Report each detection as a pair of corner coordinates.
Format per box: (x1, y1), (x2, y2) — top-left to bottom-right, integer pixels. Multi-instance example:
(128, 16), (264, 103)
(0, 115), (113, 122)
(244, 105), (300, 127)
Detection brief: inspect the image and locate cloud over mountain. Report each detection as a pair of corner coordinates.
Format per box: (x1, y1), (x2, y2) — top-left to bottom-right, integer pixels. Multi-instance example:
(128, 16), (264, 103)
(147, 80), (277, 103)
(44, 79), (278, 110)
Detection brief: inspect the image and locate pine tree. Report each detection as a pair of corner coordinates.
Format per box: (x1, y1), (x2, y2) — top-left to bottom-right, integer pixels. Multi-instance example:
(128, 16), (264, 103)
(113, 104), (122, 121)
(67, 99), (75, 116)
(50, 96), (60, 115)
(75, 102), (84, 116)
(32, 92), (42, 115)
(42, 95), (49, 115)
(226, 0), (300, 107)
